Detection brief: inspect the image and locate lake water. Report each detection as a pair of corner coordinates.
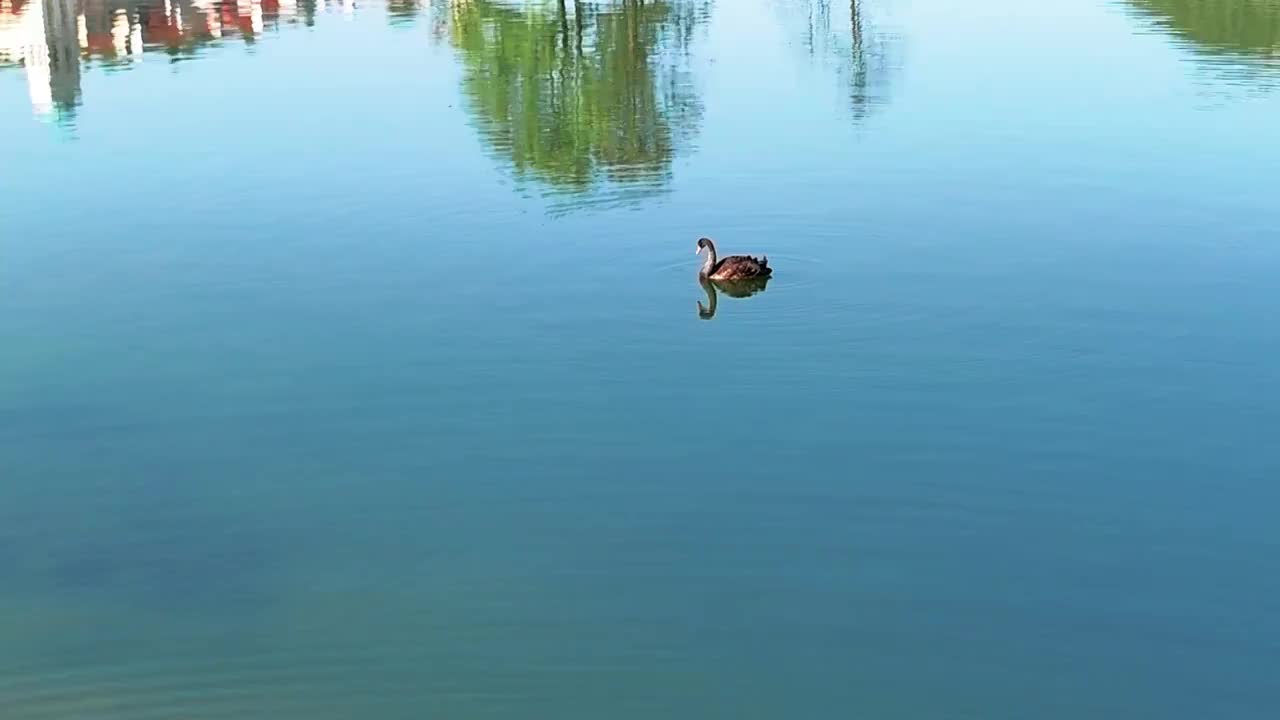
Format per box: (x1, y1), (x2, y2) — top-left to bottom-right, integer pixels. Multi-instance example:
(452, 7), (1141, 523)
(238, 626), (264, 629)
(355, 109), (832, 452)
(2, 0), (1279, 717)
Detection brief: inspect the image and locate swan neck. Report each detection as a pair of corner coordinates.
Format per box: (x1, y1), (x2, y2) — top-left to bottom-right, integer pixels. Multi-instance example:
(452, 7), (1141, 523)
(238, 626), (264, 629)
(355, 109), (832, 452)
(700, 241), (718, 275)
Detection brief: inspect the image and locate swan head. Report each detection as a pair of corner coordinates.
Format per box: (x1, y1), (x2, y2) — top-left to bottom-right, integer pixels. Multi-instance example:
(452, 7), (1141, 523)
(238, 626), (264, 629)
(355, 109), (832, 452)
(695, 237), (713, 255)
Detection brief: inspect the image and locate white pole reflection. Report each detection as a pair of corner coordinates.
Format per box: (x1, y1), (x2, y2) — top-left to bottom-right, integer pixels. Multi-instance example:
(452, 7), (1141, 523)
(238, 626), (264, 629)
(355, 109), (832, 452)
(110, 7), (128, 56)
(128, 9), (142, 56)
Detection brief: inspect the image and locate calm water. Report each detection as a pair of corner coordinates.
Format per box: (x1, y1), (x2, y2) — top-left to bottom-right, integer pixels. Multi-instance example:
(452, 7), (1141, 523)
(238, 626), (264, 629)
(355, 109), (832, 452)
(2, 0), (1279, 717)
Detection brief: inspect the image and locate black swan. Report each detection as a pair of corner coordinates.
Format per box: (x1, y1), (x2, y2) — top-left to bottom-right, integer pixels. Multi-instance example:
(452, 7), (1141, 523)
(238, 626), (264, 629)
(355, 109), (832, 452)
(696, 237), (772, 280)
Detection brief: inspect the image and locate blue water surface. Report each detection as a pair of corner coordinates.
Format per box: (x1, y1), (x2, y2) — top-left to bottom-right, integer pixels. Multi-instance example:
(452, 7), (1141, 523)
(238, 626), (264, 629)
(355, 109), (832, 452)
(1, 0), (1278, 717)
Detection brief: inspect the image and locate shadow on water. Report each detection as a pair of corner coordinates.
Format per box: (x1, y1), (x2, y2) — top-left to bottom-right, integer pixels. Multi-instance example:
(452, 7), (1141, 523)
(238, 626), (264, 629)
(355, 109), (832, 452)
(0, 471), (283, 615)
(697, 274), (769, 319)
(71, 524), (274, 616)
(1123, 0), (1280, 87)
(430, 0), (710, 214)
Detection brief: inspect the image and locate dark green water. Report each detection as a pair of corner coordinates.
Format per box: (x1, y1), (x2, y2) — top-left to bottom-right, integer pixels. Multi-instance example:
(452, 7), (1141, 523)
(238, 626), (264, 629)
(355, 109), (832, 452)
(2, 0), (1278, 717)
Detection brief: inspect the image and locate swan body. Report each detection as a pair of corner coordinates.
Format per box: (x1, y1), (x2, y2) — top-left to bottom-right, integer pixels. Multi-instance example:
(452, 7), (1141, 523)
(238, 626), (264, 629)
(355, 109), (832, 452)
(696, 237), (771, 280)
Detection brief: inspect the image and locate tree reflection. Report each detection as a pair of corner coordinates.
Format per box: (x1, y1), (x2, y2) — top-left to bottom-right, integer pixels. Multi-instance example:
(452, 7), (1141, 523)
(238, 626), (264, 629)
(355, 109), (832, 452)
(1126, 0), (1280, 86)
(387, 0), (419, 25)
(788, 0), (897, 122)
(1128, 0), (1280, 57)
(431, 0), (708, 211)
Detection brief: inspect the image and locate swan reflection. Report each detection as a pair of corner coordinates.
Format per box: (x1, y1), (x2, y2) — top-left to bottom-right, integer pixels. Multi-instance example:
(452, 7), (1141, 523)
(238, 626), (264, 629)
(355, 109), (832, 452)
(697, 275), (770, 320)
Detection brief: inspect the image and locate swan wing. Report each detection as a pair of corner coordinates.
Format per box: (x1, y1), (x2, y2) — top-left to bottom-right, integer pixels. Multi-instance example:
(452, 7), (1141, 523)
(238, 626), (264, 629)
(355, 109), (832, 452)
(712, 255), (771, 279)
